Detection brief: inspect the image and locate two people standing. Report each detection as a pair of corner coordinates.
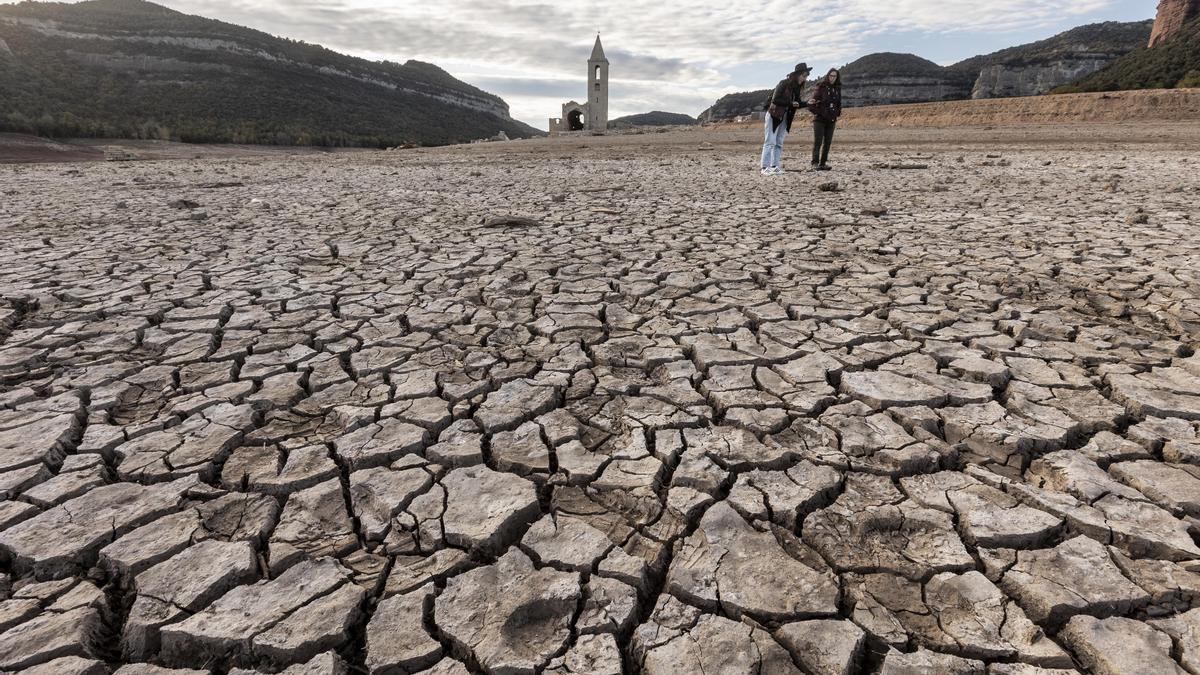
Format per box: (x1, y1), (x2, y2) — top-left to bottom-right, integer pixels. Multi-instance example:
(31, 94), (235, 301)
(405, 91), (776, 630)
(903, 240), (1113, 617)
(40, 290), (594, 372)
(759, 65), (843, 175)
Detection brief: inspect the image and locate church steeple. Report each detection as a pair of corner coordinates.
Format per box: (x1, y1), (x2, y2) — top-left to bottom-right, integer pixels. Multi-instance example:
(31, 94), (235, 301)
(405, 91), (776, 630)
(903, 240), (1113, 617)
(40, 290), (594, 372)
(586, 35), (609, 131)
(549, 36), (611, 135)
(590, 35), (608, 63)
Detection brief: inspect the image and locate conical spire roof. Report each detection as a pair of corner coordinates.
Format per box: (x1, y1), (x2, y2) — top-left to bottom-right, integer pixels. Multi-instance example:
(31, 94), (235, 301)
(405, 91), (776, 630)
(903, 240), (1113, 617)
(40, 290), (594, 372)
(590, 35), (608, 62)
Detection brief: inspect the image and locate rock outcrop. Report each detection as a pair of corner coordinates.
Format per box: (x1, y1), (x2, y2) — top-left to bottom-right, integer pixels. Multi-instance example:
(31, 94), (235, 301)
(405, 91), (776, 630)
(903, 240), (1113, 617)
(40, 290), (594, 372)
(699, 90), (771, 122)
(840, 53), (975, 107)
(698, 21), (1151, 120)
(1151, 0), (1200, 47)
(967, 21), (1153, 99)
(972, 57), (1126, 99)
(1068, 16), (1200, 91)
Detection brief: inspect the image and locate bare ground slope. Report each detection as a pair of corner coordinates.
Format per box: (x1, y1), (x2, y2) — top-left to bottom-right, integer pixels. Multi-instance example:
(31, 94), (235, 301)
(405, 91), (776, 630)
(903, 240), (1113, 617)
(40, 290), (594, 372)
(0, 121), (1197, 674)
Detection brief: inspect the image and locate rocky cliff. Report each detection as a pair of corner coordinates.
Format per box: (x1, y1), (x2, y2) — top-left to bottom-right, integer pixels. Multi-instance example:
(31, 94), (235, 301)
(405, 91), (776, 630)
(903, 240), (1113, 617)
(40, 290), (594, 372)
(697, 20), (1154, 121)
(1064, 15), (1200, 91)
(0, 0), (540, 146)
(970, 58), (1117, 99)
(962, 21), (1152, 99)
(698, 90), (770, 122)
(1150, 0), (1200, 46)
(698, 54), (974, 121)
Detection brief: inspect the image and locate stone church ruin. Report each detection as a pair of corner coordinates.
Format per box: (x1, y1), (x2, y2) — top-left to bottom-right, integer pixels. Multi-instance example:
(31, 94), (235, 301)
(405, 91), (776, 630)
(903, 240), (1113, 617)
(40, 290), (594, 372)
(549, 36), (609, 134)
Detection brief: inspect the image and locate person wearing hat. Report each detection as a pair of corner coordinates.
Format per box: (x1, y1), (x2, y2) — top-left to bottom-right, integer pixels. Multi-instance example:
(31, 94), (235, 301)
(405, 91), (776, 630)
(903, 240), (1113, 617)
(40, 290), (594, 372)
(760, 62), (811, 176)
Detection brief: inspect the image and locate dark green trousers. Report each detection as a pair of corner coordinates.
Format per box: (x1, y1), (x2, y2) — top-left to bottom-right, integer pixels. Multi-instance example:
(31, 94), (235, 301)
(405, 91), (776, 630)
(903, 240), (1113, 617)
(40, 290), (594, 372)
(812, 119), (836, 166)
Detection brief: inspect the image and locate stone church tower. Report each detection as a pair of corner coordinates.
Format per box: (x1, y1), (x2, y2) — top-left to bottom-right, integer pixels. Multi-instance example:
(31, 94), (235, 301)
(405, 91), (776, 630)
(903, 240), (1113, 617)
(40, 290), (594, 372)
(586, 35), (609, 131)
(549, 36), (610, 134)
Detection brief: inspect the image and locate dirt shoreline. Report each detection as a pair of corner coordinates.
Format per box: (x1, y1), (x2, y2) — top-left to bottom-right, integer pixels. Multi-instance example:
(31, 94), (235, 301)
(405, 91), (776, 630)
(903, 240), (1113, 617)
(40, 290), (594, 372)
(3, 89), (1199, 164)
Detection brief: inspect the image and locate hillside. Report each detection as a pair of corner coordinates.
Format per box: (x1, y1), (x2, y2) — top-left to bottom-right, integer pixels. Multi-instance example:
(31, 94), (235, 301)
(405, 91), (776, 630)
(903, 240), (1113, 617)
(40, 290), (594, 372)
(952, 21), (1152, 73)
(697, 21), (1153, 121)
(956, 21), (1152, 98)
(0, 0), (541, 147)
(698, 90), (770, 123)
(843, 53), (952, 79)
(1061, 16), (1200, 91)
(609, 111), (697, 128)
(838, 53), (976, 107)
(699, 54), (973, 119)
(835, 89), (1200, 128)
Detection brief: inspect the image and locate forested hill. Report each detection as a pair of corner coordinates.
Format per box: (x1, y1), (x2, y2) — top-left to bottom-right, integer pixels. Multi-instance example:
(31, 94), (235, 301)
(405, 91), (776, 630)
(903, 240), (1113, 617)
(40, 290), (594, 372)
(0, 0), (542, 147)
(1058, 16), (1200, 92)
(609, 111), (698, 128)
(697, 20), (1152, 121)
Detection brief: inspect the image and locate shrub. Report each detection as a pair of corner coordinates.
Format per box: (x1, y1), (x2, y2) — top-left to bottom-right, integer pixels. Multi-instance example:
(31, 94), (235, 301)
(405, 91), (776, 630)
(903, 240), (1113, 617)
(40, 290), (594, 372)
(1178, 70), (1200, 88)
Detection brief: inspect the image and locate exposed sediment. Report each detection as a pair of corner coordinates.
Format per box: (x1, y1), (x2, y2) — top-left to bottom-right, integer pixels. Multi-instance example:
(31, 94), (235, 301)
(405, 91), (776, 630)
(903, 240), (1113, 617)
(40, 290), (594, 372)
(0, 127), (1197, 673)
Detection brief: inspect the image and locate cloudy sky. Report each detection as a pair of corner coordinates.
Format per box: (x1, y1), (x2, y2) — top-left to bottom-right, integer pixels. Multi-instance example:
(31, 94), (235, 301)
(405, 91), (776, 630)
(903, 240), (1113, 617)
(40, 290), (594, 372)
(4, 0), (1156, 128)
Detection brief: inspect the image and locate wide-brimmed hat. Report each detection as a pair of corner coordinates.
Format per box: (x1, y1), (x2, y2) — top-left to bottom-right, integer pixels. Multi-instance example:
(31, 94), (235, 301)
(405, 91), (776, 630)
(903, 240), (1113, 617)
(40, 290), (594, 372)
(792, 63), (812, 76)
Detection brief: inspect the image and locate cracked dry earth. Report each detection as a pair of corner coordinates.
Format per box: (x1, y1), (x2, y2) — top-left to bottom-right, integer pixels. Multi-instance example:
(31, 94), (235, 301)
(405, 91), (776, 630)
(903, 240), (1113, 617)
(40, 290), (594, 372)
(0, 127), (1198, 675)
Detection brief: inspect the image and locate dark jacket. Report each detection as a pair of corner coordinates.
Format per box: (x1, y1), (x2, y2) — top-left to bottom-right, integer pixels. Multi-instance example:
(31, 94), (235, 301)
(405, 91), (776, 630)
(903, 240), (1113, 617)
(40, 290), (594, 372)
(809, 81), (842, 123)
(766, 77), (807, 132)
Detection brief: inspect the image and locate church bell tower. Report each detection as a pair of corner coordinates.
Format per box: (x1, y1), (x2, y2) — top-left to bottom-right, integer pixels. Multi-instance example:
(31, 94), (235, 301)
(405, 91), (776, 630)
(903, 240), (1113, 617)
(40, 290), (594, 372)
(587, 35), (609, 131)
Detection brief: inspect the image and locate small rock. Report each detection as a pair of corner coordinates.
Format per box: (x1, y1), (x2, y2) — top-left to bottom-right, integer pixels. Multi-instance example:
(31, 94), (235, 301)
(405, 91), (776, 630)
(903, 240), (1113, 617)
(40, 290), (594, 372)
(482, 215), (541, 228)
(879, 648), (983, 674)
(1060, 615), (1185, 675)
(666, 501), (839, 620)
(434, 549), (579, 674)
(994, 536), (1149, 627)
(366, 584), (442, 673)
(159, 558), (363, 670)
(775, 619), (865, 675)
(441, 465), (540, 554)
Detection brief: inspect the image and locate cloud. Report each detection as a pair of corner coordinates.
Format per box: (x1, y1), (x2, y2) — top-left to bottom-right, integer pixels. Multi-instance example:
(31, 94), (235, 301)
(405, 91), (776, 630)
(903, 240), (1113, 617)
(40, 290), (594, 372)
(2, 0), (1132, 127)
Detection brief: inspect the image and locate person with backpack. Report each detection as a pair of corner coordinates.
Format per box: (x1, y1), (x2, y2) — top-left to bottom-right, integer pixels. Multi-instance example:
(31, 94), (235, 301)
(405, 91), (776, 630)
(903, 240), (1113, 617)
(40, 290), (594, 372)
(809, 68), (843, 171)
(760, 63), (812, 176)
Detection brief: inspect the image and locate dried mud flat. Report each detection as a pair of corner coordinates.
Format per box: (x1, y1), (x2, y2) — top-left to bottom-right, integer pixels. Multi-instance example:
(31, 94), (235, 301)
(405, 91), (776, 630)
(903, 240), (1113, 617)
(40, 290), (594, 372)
(0, 124), (1198, 675)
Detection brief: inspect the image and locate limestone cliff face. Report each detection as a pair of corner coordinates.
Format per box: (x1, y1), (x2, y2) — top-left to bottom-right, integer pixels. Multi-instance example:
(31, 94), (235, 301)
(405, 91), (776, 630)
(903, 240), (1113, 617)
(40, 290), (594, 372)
(843, 77), (973, 107)
(1150, 0), (1200, 47)
(697, 21), (1151, 120)
(971, 55), (1124, 99)
(964, 21), (1152, 99)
